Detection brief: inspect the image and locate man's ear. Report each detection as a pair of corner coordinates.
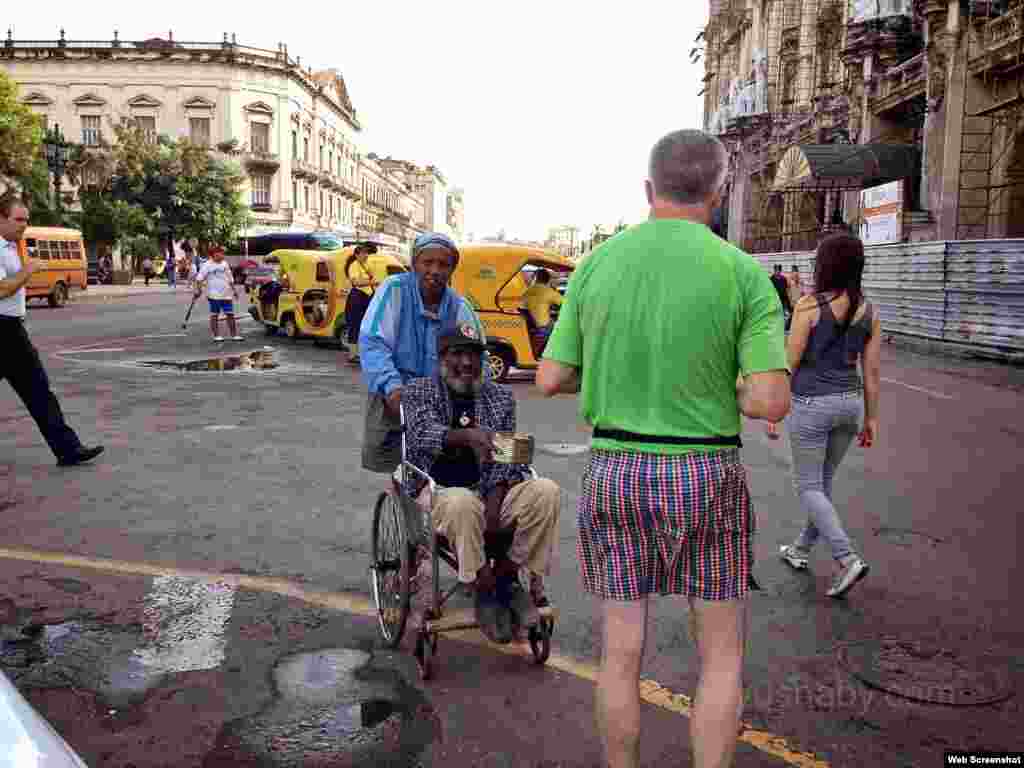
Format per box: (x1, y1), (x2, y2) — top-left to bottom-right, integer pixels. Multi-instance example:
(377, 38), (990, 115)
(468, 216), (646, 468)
(645, 179), (654, 207)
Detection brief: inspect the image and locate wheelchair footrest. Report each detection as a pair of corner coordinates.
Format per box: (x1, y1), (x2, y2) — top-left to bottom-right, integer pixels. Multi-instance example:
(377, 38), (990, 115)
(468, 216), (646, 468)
(423, 604), (557, 635)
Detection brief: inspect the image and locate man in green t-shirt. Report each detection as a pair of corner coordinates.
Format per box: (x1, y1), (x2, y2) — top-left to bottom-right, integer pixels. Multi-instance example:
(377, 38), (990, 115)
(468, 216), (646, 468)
(538, 129), (790, 768)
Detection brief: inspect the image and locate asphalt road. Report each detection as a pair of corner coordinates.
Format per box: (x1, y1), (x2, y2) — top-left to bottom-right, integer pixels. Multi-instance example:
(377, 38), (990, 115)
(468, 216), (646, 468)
(0, 288), (1021, 768)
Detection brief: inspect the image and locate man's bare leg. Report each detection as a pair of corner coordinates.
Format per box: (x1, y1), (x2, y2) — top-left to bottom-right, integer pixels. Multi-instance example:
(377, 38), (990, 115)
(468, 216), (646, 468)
(688, 596), (747, 768)
(597, 597), (648, 768)
(209, 314), (219, 338)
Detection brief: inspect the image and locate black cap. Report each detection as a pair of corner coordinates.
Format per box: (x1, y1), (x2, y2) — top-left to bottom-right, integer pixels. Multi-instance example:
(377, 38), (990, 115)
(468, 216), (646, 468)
(438, 325), (485, 354)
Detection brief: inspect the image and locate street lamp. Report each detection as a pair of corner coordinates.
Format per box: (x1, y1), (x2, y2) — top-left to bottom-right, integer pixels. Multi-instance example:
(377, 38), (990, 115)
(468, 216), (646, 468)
(42, 124), (69, 224)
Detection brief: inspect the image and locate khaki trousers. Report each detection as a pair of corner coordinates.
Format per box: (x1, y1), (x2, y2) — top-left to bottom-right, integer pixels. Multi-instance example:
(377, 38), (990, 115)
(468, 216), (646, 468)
(418, 478), (560, 584)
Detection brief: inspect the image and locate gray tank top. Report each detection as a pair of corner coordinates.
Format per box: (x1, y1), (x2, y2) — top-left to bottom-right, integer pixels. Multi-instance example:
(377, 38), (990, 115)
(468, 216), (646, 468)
(792, 298), (873, 397)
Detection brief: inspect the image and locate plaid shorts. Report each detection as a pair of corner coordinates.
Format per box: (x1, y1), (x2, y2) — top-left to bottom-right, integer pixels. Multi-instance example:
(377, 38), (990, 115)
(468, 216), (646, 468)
(577, 448), (755, 602)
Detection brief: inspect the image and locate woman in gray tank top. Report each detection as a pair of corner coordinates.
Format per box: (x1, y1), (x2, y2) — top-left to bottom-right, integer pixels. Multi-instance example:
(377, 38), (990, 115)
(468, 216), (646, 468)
(772, 234), (881, 598)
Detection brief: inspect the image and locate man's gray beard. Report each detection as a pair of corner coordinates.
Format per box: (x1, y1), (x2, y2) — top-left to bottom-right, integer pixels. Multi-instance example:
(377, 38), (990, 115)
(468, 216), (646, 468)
(440, 361), (483, 395)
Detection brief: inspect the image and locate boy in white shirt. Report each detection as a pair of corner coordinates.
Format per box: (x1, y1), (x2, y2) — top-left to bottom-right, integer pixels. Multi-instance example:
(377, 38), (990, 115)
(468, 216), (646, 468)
(195, 247), (242, 342)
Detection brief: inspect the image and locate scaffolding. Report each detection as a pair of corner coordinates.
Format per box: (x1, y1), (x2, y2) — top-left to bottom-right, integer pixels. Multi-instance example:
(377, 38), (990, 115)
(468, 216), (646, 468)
(956, 0), (1024, 240)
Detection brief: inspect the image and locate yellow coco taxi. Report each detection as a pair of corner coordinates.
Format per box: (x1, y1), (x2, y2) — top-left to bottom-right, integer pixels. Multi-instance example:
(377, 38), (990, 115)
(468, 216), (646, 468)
(249, 248), (354, 342)
(451, 244), (574, 382)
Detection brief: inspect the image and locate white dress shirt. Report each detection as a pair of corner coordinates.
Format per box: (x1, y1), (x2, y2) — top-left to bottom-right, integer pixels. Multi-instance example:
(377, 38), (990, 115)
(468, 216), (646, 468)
(0, 236), (26, 318)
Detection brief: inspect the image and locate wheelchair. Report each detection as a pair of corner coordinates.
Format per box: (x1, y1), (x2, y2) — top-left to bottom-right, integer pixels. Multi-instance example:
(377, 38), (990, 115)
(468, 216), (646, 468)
(369, 405), (557, 680)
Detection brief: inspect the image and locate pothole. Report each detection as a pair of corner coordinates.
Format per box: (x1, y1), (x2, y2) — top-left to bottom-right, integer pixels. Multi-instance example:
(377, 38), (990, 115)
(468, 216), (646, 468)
(873, 527), (944, 547)
(539, 442), (589, 457)
(139, 348), (278, 372)
(204, 647), (436, 766)
(838, 638), (1015, 705)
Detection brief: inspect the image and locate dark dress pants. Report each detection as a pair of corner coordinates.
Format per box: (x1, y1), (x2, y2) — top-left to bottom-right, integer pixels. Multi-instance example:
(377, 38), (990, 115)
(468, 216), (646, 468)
(345, 288), (373, 345)
(0, 317), (83, 461)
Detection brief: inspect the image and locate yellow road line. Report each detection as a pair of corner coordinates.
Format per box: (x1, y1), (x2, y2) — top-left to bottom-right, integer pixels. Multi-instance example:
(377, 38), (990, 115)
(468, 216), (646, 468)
(0, 546), (828, 767)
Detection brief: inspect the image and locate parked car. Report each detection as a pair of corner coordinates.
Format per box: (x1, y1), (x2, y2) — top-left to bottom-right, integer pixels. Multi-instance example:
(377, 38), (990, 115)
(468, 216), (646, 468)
(0, 669), (89, 766)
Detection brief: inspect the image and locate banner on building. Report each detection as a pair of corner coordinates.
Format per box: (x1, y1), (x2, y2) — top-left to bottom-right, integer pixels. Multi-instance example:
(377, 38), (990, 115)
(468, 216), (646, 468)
(860, 181), (903, 245)
(850, 0), (912, 23)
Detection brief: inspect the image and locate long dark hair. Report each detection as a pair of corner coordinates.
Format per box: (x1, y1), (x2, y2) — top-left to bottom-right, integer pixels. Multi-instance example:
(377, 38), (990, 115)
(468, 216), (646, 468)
(814, 233), (865, 334)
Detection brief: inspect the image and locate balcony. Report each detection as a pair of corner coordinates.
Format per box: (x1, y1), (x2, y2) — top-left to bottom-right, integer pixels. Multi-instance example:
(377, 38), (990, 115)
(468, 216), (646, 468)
(318, 169), (334, 187)
(291, 159), (317, 179)
(871, 51), (926, 111)
(243, 148), (280, 171)
(970, 2), (1024, 71)
(339, 178), (362, 200)
(250, 194), (273, 212)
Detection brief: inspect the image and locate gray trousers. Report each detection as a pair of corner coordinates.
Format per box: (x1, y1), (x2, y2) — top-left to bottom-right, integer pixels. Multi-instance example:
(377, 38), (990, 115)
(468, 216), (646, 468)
(787, 392), (863, 561)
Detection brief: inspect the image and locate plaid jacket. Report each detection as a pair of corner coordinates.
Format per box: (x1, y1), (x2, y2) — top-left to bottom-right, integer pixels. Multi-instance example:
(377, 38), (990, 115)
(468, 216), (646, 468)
(401, 375), (527, 498)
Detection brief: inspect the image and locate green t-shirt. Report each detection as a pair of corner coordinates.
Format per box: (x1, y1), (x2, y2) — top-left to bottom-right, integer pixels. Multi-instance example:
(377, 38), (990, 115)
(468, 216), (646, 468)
(543, 218), (787, 455)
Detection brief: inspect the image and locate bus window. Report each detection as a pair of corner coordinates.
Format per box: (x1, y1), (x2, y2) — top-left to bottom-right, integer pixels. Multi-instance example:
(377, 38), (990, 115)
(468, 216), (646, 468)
(315, 262), (330, 282)
(59, 241), (71, 258)
(314, 234), (342, 250)
(36, 241), (51, 260)
(26, 238), (38, 259)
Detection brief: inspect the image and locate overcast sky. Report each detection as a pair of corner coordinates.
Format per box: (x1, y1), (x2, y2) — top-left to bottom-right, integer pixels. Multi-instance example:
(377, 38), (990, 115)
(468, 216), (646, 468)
(8, 2), (710, 242)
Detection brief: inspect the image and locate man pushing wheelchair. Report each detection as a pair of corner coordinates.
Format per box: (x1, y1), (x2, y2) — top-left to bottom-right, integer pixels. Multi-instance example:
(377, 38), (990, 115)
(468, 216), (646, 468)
(402, 327), (560, 644)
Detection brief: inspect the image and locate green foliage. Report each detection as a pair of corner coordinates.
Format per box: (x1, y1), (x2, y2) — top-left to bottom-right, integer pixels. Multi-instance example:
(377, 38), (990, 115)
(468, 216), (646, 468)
(71, 190), (151, 246)
(0, 71), (43, 183)
(58, 118), (250, 249)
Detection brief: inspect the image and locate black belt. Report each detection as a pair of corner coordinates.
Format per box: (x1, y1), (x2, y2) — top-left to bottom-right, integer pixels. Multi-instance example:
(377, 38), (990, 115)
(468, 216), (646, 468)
(593, 427), (742, 448)
(0, 315), (24, 323)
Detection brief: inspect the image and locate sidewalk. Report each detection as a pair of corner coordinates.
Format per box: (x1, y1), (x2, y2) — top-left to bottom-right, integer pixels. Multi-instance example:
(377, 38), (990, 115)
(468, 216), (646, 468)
(74, 279), (191, 302)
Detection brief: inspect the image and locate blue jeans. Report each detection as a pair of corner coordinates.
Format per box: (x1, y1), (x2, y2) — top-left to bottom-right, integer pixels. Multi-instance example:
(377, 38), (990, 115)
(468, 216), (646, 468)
(787, 392), (863, 561)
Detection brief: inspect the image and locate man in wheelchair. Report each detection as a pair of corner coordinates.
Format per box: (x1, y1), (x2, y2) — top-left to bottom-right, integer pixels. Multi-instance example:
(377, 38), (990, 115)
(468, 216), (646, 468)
(402, 327), (560, 644)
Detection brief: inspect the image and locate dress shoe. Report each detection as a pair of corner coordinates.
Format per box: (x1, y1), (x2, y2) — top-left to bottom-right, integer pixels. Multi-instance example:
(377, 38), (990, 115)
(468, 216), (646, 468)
(57, 446), (105, 467)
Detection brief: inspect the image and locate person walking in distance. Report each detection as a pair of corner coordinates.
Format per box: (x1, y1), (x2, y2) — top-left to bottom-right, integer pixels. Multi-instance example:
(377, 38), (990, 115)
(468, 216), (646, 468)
(0, 195), (104, 467)
(775, 234), (880, 598)
(538, 130), (790, 768)
(165, 248), (177, 288)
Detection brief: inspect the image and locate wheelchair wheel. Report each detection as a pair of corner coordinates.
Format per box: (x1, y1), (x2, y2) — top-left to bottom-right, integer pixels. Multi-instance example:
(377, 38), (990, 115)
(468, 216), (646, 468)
(371, 491), (411, 649)
(528, 616), (554, 665)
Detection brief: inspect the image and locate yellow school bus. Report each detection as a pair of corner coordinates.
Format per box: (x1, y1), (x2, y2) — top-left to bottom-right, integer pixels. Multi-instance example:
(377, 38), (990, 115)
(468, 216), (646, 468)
(18, 227), (88, 307)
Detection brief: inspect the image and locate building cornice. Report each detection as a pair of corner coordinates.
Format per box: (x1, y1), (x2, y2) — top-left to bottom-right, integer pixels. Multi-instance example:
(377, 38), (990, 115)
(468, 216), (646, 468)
(1, 34), (362, 131)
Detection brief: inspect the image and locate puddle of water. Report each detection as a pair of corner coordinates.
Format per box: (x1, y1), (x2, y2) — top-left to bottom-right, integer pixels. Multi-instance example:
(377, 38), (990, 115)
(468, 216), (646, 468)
(327, 699), (396, 735)
(139, 349), (277, 372)
(274, 648), (370, 706)
(43, 622), (79, 649)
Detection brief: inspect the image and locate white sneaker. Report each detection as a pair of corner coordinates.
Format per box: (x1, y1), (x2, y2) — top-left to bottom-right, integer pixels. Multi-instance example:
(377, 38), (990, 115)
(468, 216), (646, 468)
(826, 558), (869, 598)
(213, 336), (225, 342)
(232, 335), (244, 341)
(779, 544), (809, 570)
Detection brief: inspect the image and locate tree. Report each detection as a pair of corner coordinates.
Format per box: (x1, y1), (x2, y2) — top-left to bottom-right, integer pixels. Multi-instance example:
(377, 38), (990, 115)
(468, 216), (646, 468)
(174, 154), (251, 250)
(0, 70), (44, 186)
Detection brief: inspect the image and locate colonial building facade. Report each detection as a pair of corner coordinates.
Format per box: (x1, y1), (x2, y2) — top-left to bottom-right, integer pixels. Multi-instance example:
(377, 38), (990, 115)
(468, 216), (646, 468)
(702, 0), (1024, 253)
(1, 31), (466, 253)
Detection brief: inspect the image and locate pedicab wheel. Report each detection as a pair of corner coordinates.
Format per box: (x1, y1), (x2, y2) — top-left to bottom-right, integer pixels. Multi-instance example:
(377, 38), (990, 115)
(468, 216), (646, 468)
(528, 617), (553, 665)
(371, 491), (411, 650)
(415, 630), (437, 680)
(283, 315), (299, 341)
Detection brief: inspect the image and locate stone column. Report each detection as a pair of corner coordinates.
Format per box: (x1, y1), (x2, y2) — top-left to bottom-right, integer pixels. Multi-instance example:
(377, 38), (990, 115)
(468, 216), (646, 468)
(936, 1), (966, 241)
(728, 150), (752, 248)
(799, 0), (819, 108)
